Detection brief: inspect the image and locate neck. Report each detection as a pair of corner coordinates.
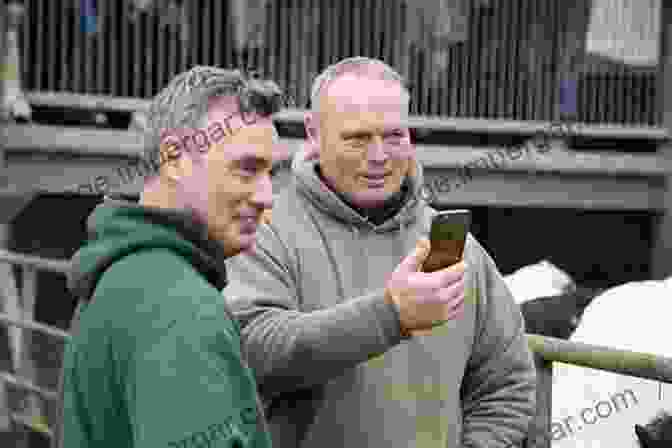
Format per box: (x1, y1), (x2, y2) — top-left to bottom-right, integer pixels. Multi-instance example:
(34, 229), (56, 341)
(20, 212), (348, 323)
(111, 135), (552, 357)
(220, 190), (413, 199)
(316, 165), (410, 225)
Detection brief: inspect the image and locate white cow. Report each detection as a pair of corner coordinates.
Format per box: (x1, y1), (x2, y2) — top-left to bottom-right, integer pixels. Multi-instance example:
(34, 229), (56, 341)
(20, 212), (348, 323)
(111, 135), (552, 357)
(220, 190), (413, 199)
(503, 259), (575, 304)
(551, 278), (672, 448)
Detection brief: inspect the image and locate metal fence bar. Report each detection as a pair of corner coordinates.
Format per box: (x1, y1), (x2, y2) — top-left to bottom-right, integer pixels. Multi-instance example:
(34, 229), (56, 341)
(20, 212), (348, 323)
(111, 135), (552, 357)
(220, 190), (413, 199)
(132, 7), (141, 98)
(0, 371), (57, 402)
(0, 249), (69, 274)
(213, 0), (222, 70)
(120, 0), (129, 97)
(20, 0), (29, 93)
(266, 0), (278, 85)
(145, 6), (155, 97)
(465, 2), (477, 118)
(11, 410), (52, 438)
(202, 0), (211, 74)
(516, 0), (529, 120)
(527, 334), (672, 383)
(46, 0), (56, 91)
(529, 355), (553, 448)
(84, 2), (93, 93)
(0, 229), (15, 435)
(493, 0), (506, 119)
(0, 313), (69, 342)
(17, 264), (42, 428)
(0, 375), (9, 432)
(108, 0), (117, 95)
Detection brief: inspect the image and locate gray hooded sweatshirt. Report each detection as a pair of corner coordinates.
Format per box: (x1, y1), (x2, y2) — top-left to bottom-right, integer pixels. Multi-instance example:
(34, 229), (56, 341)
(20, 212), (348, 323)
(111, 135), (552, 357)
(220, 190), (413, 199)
(224, 151), (537, 448)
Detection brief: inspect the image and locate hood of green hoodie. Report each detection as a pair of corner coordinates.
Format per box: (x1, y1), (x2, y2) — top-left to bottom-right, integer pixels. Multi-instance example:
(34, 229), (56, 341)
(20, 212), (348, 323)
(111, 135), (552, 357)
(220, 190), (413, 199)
(290, 147), (426, 232)
(68, 198), (229, 304)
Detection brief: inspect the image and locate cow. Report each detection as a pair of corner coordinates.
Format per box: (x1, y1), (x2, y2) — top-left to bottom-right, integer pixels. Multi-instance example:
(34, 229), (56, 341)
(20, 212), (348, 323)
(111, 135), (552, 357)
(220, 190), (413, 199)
(503, 260), (602, 339)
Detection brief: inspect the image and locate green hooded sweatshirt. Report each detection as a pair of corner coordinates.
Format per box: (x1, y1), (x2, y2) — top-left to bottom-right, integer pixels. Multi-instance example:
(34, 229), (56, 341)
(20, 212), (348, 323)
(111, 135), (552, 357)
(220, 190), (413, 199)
(52, 199), (272, 448)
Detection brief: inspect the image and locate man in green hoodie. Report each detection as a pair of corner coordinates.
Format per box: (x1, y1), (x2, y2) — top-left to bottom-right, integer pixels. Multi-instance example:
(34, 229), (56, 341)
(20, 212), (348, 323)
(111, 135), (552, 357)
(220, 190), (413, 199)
(53, 66), (285, 448)
(224, 57), (537, 448)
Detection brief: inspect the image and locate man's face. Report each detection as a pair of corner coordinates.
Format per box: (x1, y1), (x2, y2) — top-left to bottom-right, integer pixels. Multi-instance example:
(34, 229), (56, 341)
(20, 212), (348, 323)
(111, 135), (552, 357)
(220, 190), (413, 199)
(170, 96), (283, 257)
(310, 75), (413, 209)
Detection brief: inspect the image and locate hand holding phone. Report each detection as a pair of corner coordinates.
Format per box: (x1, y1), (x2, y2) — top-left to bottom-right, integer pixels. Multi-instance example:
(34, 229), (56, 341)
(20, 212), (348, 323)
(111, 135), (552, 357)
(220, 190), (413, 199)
(422, 209), (471, 273)
(385, 210), (471, 336)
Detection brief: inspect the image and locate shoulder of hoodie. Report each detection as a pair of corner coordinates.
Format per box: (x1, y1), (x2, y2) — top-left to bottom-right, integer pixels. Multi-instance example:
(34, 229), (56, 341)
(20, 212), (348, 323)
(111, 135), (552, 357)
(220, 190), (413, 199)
(82, 247), (234, 345)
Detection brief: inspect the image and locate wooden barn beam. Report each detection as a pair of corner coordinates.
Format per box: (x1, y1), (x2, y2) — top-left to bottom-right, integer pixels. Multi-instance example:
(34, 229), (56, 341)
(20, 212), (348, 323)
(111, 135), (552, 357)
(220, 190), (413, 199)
(2, 123), (671, 211)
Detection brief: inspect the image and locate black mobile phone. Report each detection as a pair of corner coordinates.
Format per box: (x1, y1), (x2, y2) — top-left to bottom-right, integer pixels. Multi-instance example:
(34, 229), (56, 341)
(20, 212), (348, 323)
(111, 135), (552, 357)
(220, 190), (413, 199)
(422, 209), (471, 273)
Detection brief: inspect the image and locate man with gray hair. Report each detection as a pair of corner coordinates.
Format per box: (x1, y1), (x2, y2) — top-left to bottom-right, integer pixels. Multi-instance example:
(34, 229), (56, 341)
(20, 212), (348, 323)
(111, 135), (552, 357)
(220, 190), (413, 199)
(224, 56), (537, 448)
(54, 66), (285, 448)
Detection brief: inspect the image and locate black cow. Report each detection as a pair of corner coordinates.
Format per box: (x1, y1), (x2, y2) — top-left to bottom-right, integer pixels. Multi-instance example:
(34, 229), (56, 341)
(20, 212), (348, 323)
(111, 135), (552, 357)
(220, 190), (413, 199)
(636, 411), (672, 448)
(519, 285), (604, 340)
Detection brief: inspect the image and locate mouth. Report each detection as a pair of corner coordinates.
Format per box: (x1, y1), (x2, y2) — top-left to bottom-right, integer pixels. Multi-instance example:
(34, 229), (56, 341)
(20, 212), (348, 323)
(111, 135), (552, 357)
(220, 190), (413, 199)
(361, 173), (390, 188)
(238, 215), (260, 233)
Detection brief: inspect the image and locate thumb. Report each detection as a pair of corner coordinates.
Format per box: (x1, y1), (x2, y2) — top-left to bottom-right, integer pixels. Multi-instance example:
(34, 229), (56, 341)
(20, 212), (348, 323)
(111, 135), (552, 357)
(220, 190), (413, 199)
(397, 238), (431, 273)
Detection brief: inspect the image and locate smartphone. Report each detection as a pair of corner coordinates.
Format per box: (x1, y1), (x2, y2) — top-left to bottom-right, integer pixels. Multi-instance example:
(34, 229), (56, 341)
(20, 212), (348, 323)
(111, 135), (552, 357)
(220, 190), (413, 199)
(422, 209), (471, 273)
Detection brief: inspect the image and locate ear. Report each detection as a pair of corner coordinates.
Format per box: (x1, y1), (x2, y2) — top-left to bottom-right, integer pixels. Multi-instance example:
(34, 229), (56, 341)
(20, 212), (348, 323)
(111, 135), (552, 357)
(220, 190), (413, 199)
(158, 137), (190, 183)
(303, 113), (320, 161)
(304, 112), (319, 144)
(635, 424), (656, 448)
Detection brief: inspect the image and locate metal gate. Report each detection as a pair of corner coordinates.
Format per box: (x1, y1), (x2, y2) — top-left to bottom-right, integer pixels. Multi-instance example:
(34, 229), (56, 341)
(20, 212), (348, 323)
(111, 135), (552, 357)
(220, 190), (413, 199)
(15, 0), (662, 125)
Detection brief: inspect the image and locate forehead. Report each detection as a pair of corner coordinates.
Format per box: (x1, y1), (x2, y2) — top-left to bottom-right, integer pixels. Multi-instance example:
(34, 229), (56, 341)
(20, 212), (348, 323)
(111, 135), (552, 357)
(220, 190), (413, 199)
(215, 117), (288, 162)
(321, 75), (408, 128)
(322, 75), (408, 114)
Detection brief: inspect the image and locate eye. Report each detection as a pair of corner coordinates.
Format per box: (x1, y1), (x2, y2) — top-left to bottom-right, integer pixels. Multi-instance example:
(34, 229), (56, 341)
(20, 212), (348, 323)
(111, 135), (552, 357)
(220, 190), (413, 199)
(343, 132), (370, 146)
(237, 160), (259, 176)
(346, 137), (368, 147)
(383, 132), (405, 145)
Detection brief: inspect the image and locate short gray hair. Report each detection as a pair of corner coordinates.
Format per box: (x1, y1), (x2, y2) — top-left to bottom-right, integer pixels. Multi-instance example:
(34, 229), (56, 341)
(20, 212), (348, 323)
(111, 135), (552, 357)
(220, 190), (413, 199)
(310, 57), (409, 113)
(143, 65), (284, 175)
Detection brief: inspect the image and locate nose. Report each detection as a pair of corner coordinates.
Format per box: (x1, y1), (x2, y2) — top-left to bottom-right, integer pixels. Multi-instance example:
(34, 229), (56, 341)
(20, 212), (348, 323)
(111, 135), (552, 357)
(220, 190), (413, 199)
(250, 172), (274, 210)
(367, 136), (389, 163)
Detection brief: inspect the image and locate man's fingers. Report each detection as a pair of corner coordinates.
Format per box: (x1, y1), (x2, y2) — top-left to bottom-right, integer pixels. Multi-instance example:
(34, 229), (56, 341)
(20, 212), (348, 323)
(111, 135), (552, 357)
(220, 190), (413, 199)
(397, 238), (431, 273)
(413, 278), (464, 304)
(437, 278), (465, 303)
(436, 261), (466, 287)
(443, 292), (466, 319)
(418, 261), (465, 289)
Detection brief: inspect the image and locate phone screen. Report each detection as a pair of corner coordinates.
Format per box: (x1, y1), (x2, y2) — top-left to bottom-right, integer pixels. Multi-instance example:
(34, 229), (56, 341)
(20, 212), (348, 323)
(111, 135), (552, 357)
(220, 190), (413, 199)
(422, 210), (471, 273)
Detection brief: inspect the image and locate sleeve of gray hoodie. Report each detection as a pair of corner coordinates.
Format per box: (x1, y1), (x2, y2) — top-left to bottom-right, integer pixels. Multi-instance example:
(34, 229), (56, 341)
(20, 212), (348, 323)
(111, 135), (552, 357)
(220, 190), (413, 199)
(224, 222), (407, 398)
(460, 238), (537, 448)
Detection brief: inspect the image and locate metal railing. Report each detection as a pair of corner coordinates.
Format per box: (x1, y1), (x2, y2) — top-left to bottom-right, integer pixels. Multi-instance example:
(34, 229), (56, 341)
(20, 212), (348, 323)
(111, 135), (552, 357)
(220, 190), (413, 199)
(14, 0), (663, 125)
(0, 249), (671, 448)
(0, 249), (68, 446)
(527, 335), (672, 447)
